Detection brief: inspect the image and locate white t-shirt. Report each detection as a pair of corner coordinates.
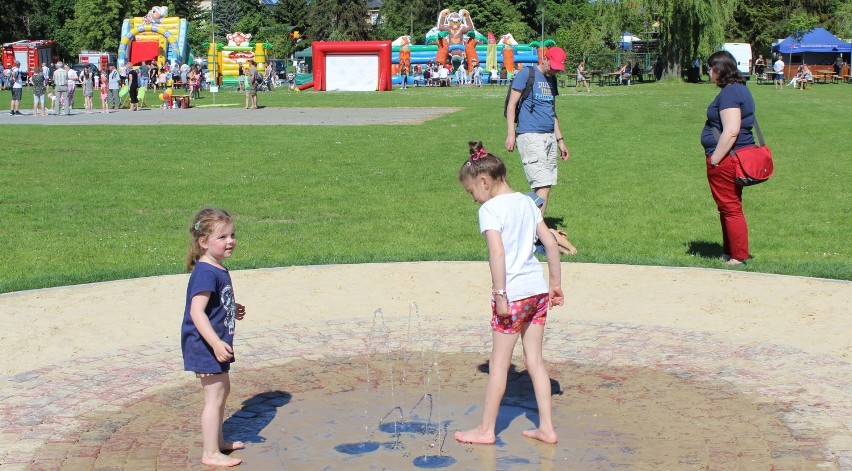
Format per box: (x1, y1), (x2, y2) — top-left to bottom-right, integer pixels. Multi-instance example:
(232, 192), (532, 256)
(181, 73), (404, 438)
(478, 192), (547, 302)
(11, 67), (22, 88)
(773, 59), (784, 73)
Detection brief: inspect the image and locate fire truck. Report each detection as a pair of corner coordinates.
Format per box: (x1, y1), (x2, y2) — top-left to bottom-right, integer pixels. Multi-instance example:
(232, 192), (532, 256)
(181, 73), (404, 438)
(1, 40), (58, 77)
(78, 51), (117, 72)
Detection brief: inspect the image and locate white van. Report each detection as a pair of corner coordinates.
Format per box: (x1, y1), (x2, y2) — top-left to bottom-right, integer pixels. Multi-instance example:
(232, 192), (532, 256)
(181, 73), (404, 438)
(722, 43), (752, 80)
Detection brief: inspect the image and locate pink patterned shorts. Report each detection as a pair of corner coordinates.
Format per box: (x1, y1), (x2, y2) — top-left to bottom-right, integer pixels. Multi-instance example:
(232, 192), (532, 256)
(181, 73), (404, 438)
(491, 293), (549, 334)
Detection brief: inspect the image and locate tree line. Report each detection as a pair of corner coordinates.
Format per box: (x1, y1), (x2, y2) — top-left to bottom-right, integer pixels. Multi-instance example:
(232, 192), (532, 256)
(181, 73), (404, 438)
(3, 0), (850, 77)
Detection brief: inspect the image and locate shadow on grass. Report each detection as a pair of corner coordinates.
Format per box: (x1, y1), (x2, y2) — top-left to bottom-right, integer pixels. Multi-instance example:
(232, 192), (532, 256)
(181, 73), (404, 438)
(687, 240), (724, 259)
(544, 216), (565, 229)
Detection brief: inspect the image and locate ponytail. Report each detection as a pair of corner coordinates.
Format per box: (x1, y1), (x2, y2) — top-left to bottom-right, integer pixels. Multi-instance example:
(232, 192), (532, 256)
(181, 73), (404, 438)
(459, 141), (507, 182)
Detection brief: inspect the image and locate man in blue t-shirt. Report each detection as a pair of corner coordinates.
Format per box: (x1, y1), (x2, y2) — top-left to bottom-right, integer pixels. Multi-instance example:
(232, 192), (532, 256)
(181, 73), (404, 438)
(505, 47), (570, 217)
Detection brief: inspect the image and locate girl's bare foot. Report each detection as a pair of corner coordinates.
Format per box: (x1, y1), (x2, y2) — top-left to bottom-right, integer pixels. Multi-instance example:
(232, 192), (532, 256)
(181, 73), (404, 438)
(522, 428), (558, 444)
(724, 258), (744, 266)
(220, 441), (245, 451)
(454, 427), (495, 444)
(201, 452), (241, 467)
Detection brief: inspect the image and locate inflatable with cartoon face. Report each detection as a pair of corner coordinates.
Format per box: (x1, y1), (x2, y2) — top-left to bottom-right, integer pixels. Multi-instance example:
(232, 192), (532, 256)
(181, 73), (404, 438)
(438, 9), (475, 59)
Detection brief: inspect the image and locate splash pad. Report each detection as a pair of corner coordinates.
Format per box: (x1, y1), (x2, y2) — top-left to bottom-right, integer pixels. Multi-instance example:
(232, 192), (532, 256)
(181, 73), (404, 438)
(210, 306), (801, 469)
(2, 264), (849, 469)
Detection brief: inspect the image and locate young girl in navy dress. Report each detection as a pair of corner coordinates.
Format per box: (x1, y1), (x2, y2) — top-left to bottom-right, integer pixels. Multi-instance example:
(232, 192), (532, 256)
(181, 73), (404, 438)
(455, 141), (564, 445)
(182, 208), (247, 467)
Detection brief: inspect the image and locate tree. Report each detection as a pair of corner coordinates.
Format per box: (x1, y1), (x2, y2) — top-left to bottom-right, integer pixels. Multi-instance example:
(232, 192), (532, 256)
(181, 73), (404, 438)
(308, 0), (372, 41)
(373, 0), (434, 42)
(831, 0), (852, 40)
(68, 0), (123, 53)
(732, 0), (788, 55)
(264, 0), (310, 59)
(462, 0), (533, 42)
(640, 0), (737, 79)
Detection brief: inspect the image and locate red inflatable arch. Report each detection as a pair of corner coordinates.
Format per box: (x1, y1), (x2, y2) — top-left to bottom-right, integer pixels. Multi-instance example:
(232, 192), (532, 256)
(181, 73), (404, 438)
(311, 41), (393, 92)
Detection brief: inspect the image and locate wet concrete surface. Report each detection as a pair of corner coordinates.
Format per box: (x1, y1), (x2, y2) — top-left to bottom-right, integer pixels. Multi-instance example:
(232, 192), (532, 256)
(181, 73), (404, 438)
(2, 314), (849, 470)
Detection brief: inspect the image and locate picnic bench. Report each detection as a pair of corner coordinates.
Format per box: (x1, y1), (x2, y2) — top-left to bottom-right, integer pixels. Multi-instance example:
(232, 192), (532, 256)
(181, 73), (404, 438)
(599, 72), (622, 86)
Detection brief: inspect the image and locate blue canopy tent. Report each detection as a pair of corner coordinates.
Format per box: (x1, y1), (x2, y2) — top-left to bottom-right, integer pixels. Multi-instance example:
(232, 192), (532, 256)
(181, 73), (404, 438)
(772, 28), (852, 54)
(772, 28), (850, 72)
(773, 28), (851, 54)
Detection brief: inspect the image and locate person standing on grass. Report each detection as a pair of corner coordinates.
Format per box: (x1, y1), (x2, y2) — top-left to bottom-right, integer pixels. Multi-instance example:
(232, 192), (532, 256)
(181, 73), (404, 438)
(127, 66), (140, 111)
(81, 67), (94, 113)
(9, 61), (23, 115)
(455, 141), (564, 446)
(182, 208), (247, 468)
(248, 60), (258, 109)
(108, 64), (121, 110)
(505, 47), (570, 217)
(576, 59), (591, 93)
(30, 69), (47, 116)
(99, 73), (109, 113)
(65, 64), (77, 113)
(139, 61), (149, 90)
(701, 50), (757, 266)
(52, 61), (69, 116)
(773, 55), (785, 90)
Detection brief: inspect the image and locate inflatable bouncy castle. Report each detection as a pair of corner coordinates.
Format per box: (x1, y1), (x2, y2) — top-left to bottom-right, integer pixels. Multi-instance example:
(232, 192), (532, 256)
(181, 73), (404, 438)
(118, 6), (189, 67)
(207, 32), (271, 87)
(389, 8), (549, 84)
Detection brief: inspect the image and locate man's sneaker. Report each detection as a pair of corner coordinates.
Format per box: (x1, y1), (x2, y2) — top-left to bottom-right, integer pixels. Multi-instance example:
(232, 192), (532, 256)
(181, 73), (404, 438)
(15, 110), (23, 115)
(10, 110), (14, 116)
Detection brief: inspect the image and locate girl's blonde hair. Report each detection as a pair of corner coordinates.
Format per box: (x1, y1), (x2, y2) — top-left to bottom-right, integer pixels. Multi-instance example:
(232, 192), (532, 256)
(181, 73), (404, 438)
(186, 208), (233, 272)
(458, 141), (507, 182)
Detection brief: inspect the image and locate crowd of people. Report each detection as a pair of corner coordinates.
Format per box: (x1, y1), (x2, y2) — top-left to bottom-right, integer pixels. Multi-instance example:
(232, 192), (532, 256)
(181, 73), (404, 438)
(2, 59), (233, 115)
(407, 61), (513, 87)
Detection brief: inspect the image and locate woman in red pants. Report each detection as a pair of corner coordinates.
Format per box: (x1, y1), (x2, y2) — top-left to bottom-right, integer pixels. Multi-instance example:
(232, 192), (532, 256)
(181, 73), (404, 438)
(700, 50), (757, 265)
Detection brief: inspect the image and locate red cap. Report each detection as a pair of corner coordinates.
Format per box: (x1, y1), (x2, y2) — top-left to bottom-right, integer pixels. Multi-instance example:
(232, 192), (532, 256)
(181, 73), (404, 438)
(545, 47), (566, 71)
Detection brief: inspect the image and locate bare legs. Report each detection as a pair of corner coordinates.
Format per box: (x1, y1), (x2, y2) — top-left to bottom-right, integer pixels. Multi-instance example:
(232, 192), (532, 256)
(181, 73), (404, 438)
(534, 186), (552, 217)
(200, 373), (242, 467)
(518, 323), (558, 444)
(454, 324), (557, 445)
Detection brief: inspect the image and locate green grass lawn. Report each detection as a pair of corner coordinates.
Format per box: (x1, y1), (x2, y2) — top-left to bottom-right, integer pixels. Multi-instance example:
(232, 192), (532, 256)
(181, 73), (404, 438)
(1, 79), (850, 292)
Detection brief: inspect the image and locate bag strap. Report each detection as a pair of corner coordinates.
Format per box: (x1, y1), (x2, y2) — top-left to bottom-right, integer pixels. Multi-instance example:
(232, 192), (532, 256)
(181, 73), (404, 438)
(751, 117), (765, 147)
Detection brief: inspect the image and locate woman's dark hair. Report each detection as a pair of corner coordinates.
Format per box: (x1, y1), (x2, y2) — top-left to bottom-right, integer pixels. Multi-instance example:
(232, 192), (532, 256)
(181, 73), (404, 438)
(458, 141), (507, 182)
(708, 50), (745, 87)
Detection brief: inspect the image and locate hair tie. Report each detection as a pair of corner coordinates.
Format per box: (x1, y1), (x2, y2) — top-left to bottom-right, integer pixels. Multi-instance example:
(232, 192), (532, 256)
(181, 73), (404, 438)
(471, 148), (488, 161)
(193, 221), (201, 233)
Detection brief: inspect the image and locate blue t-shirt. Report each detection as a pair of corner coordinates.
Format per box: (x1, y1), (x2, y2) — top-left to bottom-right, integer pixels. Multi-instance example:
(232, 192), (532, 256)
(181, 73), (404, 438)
(181, 262), (237, 373)
(512, 67), (558, 134)
(700, 83), (755, 156)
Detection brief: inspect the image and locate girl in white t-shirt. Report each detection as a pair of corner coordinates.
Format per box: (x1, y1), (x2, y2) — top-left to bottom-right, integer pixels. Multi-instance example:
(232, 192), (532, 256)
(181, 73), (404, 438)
(455, 141), (564, 446)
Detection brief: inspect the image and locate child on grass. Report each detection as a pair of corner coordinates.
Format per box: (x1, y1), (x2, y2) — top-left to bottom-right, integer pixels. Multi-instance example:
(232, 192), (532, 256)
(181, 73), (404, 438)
(455, 141), (564, 445)
(99, 74), (108, 114)
(182, 208), (247, 467)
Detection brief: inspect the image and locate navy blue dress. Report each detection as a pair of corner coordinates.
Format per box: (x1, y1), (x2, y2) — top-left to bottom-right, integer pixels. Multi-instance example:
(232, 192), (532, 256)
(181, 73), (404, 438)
(181, 262), (237, 374)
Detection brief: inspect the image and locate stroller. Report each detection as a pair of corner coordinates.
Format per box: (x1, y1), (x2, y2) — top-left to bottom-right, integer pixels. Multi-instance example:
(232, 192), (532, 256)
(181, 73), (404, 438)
(258, 74), (273, 92)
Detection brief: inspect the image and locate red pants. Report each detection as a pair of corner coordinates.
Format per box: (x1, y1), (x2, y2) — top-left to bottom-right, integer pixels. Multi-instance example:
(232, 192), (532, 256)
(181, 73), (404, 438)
(706, 155), (750, 260)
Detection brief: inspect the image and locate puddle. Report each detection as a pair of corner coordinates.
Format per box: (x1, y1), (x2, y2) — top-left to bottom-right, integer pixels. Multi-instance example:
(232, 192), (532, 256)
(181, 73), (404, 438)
(214, 353), (799, 470)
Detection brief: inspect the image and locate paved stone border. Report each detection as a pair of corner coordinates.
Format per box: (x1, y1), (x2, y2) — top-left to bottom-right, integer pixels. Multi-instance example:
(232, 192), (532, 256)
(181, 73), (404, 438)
(1, 313), (849, 470)
(0, 107), (460, 126)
